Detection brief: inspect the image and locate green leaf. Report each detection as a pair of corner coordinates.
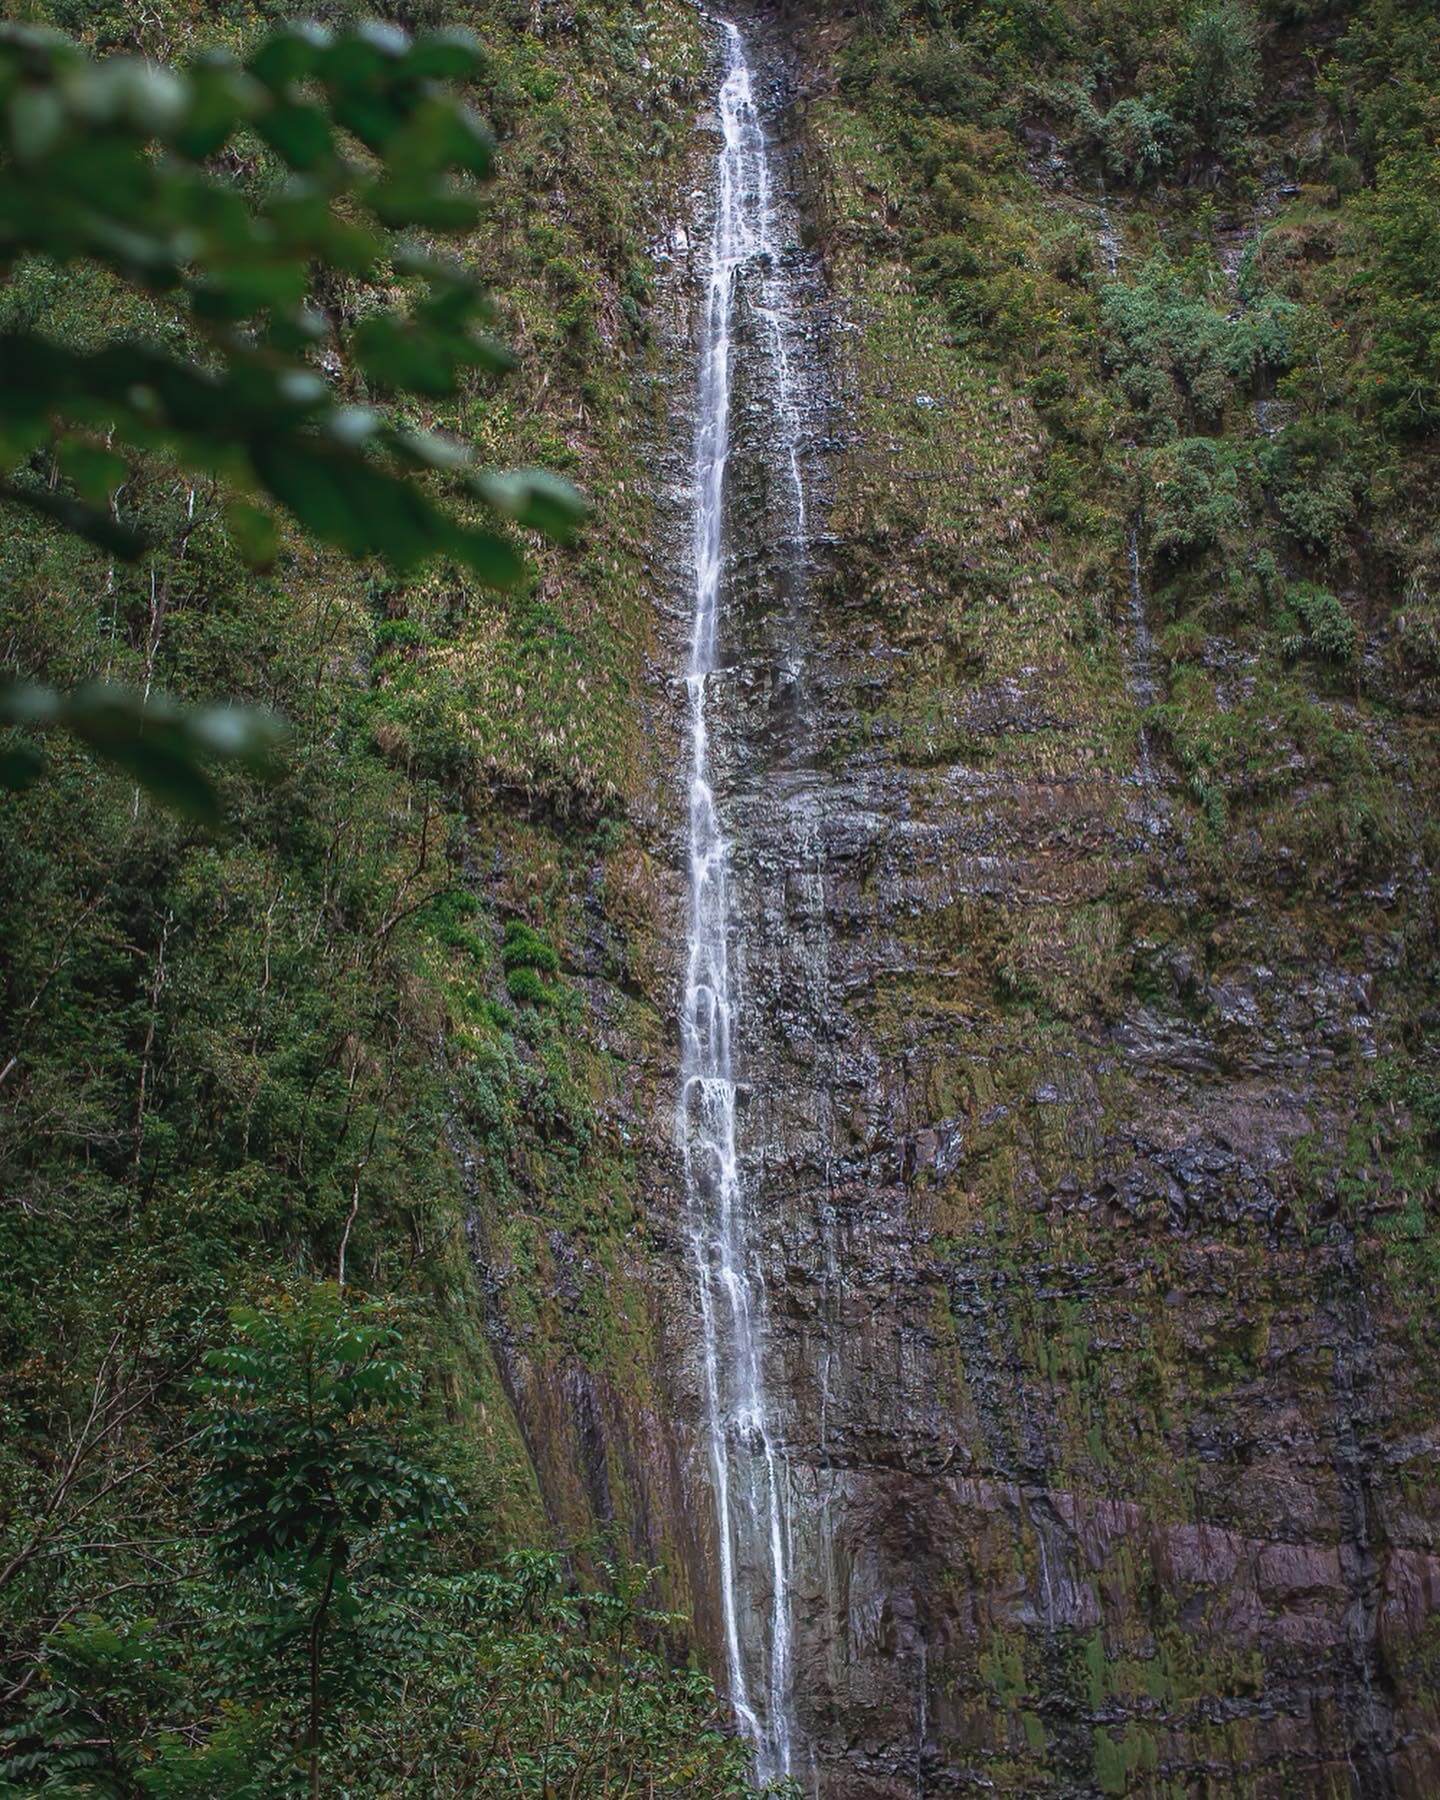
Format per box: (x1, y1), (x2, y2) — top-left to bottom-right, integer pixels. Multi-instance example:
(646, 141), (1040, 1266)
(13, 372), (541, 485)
(0, 415), (52, 471)
(352, 315), (460, 395)
(330, 89), (407, 154)
(223, 499), (279, 567)
(390, 428), (471, 473)
(264, 306), (331, 356)
(103, 60), (189, 133)
(356, 20), (411, 57)
(265, 184), (379, 271)
(63, 686), (221, 823)
(254, 440), (440, 572)
(322, 25), (409, 94)
(0, 741), (45, 789)
(445, 525), (523, 586)
(255, 101), (334, 171)
(384, 99), (495, 179)
(56, 439), (127, 504)
(246, 23), (332, 91)
(184, 704), (287, 771)
(8, 85), (66, 161)
(191, 261), (309, 322)
(475, 468), (588, 542)
(405, 29), (486, 81)
(0, 476), (146, 557)
(0, 680), (61, 726)
(365, 179), (480, 232)
(168, 59), (261, 159)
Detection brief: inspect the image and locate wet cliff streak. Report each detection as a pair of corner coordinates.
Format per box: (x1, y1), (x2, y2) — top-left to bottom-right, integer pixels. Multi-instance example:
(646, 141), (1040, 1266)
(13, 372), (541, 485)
(681, 19), (804, 1782)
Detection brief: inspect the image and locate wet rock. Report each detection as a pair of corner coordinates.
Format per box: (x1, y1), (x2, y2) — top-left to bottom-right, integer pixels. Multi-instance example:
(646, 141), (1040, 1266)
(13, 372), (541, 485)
(474, 11), (1440, 1796)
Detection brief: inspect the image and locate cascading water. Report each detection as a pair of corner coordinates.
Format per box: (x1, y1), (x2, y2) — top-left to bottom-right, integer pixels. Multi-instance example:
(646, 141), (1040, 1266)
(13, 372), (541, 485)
(679, 17), (807, 1787)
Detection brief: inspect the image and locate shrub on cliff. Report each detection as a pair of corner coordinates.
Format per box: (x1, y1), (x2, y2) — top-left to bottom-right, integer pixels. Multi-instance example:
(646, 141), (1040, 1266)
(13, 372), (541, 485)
(1278, 581), (1359, 664)
(1259, 417), (1365, 555)
(1094, 95), (1176, 186)
(1174, 1), (1261, 163)
(1147, 436), (1249, 560)
(1102, 257), (1288, 433)
(1063, 1), (1259, 185)
(1348, 148), (1440, 434)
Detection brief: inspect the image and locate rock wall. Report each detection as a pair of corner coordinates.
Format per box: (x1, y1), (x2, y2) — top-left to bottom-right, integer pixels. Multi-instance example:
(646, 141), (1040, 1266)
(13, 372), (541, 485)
(473, 3), (1440, 1793)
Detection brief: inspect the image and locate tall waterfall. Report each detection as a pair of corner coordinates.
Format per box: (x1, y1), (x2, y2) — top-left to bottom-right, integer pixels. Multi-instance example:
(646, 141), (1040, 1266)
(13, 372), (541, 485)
(679, 17), (806, 1787)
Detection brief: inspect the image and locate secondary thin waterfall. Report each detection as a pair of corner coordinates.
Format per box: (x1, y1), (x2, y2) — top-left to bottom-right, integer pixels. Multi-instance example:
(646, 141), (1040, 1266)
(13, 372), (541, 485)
(679, 18), (804, 1787)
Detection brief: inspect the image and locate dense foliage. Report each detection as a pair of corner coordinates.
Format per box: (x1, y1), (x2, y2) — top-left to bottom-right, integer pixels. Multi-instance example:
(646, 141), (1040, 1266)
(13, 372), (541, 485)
(0, 17), (582, 811)
(837, 0), (1438, 871)
(0, 4), (743, 1793)
(0, 1287), (750, 1794)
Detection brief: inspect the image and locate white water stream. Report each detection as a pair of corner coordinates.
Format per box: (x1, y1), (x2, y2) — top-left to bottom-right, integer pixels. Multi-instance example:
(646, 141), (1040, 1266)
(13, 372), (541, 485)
(679, 17), (806, 1787)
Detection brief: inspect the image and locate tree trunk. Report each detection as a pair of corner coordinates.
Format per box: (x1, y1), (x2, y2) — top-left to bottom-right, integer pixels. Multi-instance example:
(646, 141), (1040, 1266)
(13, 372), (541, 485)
(308, 1558), (338, 1799)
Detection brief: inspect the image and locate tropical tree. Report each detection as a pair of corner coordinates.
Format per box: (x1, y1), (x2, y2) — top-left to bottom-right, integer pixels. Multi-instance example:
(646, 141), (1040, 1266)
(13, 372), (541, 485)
(192, 1287), (459, 1798)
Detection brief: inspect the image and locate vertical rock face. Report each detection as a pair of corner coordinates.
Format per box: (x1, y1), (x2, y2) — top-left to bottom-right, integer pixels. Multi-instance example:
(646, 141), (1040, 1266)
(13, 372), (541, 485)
(664, 10), (1440, 1795)
(479, 4), (1440, 1795)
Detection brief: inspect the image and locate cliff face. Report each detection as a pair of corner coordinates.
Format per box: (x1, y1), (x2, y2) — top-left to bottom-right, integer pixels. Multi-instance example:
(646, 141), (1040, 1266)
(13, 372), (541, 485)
(0, 0), (1431, 1786)
(470, 0), (1440, 1792)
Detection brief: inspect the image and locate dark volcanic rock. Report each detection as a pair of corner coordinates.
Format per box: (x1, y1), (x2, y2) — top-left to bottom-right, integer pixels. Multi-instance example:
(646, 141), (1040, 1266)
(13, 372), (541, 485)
(477, 7), (1440, 1796)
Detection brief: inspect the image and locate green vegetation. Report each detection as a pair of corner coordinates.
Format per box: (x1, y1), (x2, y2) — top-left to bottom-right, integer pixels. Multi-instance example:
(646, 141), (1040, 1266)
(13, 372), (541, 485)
(0, 3), (741, 1793)
(1, 1288), (748, 1794)
(827, 0), (1438, 884)
(0, 20), (583, 810)
(1, 0), (1437, 1790)
(1278, 581), (1357, 665)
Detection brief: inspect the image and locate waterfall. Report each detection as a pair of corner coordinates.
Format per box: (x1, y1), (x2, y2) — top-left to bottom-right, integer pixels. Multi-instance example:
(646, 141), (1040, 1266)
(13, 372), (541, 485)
(1096, 183), (1121, 278)
(679, 17), (804, 1787)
